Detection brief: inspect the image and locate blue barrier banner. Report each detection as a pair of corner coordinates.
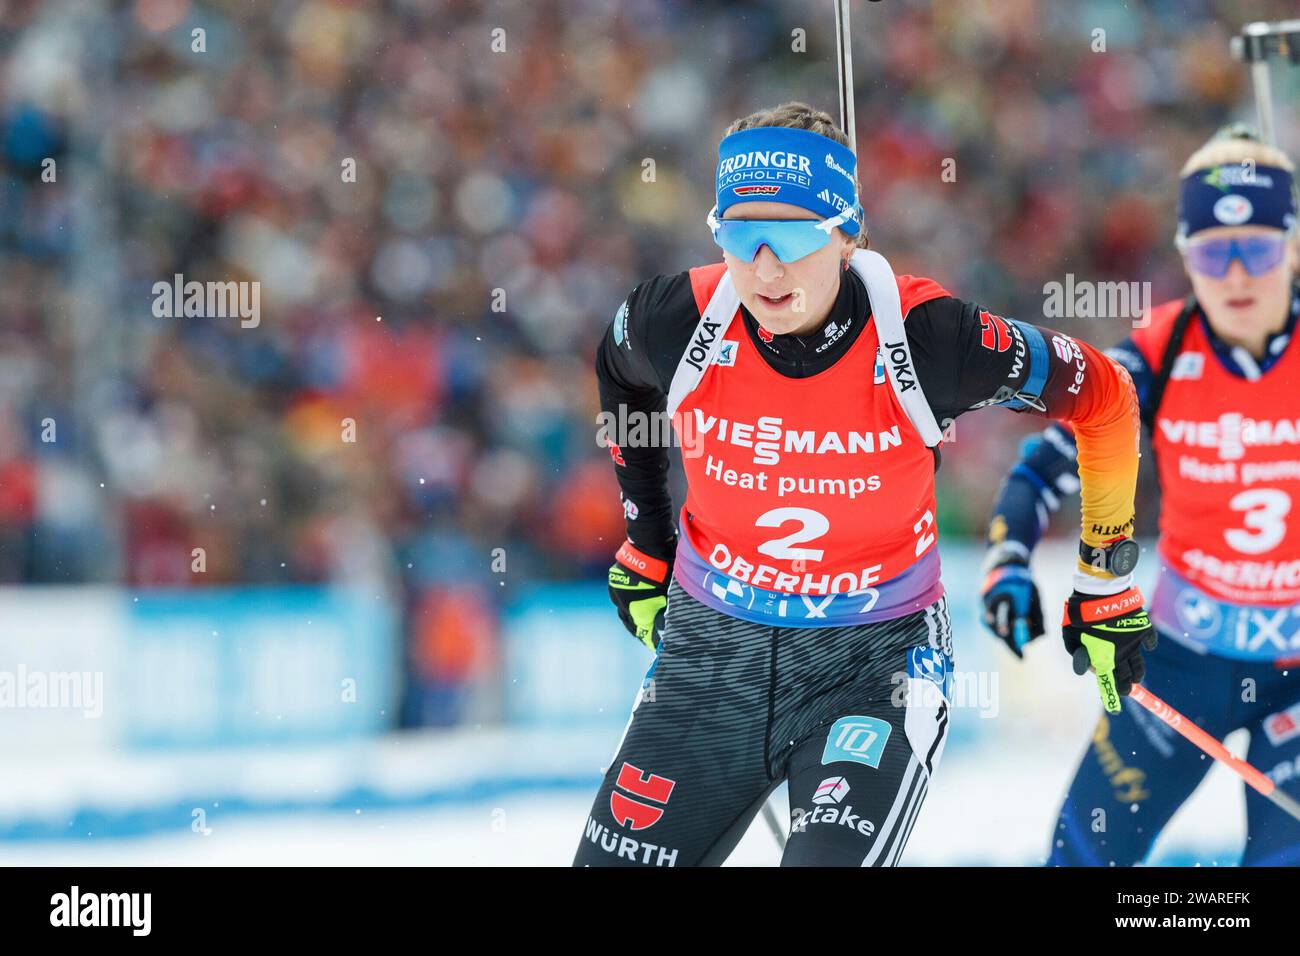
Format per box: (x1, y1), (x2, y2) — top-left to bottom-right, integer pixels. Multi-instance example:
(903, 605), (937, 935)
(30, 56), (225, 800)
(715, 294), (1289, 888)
(124, 588), (399, 747)
(503, 583), (651, 727)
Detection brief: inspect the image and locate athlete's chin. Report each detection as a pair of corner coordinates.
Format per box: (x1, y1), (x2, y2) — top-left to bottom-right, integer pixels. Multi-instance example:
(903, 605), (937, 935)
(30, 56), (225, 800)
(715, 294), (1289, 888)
(757, 316), (795, 335)
(1211, 300), (1269, 334)
(748, 302), (800, 334)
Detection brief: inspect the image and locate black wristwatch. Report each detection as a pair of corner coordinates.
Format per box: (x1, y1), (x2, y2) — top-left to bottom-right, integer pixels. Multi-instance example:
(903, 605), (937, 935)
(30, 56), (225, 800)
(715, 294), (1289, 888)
(1079, 537), (1140, 576)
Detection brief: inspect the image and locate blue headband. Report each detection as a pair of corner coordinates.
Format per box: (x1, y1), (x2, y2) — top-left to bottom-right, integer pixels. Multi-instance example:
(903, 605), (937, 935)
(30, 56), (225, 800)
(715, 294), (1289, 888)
(714, 126), (863, 236)
(1177, 163), (1298, 241)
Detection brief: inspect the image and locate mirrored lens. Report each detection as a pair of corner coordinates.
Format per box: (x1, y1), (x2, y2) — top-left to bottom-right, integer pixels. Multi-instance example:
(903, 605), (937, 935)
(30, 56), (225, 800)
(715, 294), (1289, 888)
(1184, 235), (1286, 278)
(1236, 235), (1286, 275)
(712, 219), (832, 263)
(1184, 239), (1232, 277)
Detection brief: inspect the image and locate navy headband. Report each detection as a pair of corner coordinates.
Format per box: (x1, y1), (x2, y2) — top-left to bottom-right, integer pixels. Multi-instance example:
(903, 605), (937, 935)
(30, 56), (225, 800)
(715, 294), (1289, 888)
(1177, 163), (1298, 241)
(714, 126), (863, 236)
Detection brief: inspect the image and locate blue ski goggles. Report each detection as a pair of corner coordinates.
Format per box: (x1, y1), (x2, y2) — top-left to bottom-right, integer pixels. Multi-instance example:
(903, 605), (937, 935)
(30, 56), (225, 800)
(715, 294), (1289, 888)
(706, 205), (855, 263)
(1180, 232), (1288, 278)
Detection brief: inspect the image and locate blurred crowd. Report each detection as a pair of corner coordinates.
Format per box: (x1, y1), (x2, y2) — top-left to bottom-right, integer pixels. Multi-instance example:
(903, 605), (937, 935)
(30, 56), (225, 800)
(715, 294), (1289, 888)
(0, 0), (1294, 723)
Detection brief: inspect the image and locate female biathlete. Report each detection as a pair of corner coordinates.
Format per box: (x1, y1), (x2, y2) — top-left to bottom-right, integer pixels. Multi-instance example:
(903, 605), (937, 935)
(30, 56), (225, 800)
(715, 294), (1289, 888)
(577, 102), (1153, 867)
(981, 126), (1300, 866)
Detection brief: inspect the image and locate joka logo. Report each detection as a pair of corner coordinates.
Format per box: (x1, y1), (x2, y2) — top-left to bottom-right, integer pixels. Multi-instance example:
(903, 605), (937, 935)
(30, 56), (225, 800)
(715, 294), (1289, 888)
(978, 311), (1012, 352)
(733, 184), (781, 196)
(812, 776), (850, 805)
(685, 319), (721, 372)
(881, 341), (917, 392)
(713, 340), (737, 367)
(606, 440), (625, 467)
(822, 715), (892, 769)
(609, 762), (675, 831)
(757, 325), (775, 343)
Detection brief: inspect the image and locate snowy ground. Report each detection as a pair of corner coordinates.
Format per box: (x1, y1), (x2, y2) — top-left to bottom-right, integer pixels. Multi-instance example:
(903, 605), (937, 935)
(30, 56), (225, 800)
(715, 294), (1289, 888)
(0, 727), (1244, 866)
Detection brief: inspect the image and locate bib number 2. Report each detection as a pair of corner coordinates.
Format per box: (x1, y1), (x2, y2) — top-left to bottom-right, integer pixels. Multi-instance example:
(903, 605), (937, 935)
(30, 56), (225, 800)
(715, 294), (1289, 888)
(753, 506), (937, 562)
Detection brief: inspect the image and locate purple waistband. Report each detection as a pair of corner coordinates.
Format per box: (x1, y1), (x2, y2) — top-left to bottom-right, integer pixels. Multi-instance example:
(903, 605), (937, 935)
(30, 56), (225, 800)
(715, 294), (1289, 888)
(673, 525), (943, 628)
(1151, 562), (1300, 661)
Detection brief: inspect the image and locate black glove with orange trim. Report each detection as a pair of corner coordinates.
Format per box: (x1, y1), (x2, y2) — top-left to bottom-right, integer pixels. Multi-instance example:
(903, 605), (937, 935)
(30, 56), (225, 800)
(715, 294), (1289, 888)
(1061, 586), (1158, 714)
(607, 540), (673, 651)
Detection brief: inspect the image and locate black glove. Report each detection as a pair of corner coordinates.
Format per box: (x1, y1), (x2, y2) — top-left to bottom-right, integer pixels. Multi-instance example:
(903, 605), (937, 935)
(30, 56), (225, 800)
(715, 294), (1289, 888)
(1061, 587), (1158, 714)
(980, 558), (1045, 658)
(608, 540), (673, 651)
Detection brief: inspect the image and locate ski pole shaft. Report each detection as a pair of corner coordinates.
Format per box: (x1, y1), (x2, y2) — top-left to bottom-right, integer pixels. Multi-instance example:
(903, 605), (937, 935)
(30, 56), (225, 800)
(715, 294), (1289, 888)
(1250, 58), (1276, 146)
(834, 0), (855, 152)
(761, 797), (787, 849)
(1232, 19), (1300, 146)
(1129, 683), (1300, 824)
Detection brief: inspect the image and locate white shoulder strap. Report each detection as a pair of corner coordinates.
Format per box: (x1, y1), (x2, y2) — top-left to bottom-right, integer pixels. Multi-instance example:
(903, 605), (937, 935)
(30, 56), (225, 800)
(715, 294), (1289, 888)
(665, 270), (739, 420)
(849, 249), (944, 447)
(665, 254), (943, 449)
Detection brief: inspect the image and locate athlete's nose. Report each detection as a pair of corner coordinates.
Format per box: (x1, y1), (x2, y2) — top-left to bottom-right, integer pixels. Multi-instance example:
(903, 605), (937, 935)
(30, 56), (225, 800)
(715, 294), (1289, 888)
(1222, 257), (1252, 287)
(753, 244), (784, 282)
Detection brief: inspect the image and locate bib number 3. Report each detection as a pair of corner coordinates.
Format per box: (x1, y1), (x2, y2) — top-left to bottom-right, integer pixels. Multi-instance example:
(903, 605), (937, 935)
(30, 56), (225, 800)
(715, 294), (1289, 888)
(1225, 488), (1290, 555)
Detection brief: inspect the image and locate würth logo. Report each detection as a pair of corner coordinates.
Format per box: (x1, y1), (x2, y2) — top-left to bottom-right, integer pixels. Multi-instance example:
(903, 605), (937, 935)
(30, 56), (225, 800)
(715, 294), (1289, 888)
(609, 762), (675, 831)
(978, 311), (1012, 352)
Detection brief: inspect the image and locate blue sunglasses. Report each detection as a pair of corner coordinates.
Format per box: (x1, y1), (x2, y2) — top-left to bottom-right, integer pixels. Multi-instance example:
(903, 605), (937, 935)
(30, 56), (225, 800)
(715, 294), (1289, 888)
(1181, 233), (1287, 278)
(707, 206), (855, 263)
